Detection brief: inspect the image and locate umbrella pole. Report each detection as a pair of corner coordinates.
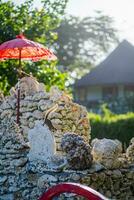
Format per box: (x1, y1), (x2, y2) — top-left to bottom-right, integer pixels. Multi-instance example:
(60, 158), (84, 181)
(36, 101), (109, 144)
(16, 49), (21, 124)
(16, 80), (20, 124)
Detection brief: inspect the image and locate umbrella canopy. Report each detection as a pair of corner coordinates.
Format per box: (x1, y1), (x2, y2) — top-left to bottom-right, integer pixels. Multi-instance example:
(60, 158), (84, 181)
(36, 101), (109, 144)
(0, 34), (57, 61)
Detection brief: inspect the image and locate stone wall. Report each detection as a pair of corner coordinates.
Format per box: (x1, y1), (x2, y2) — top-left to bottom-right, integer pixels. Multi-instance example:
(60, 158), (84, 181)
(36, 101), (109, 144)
(0, 77), (134, 200)
(0, 77), (90, 154)
(0, 155), (134, 200)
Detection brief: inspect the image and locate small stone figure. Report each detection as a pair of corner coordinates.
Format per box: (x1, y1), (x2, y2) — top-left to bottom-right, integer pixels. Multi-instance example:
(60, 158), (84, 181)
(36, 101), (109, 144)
(61, 133), (92, 170)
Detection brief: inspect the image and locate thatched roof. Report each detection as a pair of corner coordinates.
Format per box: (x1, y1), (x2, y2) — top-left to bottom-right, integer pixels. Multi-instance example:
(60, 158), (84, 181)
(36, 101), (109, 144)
(75, 40), (134, 87)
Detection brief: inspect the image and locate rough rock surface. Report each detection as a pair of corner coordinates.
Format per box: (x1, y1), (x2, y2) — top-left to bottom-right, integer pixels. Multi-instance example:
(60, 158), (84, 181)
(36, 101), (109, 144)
(126, 137), (134, 163)
(0, 77), (90, 153)
(14, 76), (44, 98)
(0, 91), (4, 104)
(0, 121), (30, 199)
(61, 133), (93, 170)
(91, 138), (124, 169)
(46, 154), (67, 170)
(0, 77), (134, 199)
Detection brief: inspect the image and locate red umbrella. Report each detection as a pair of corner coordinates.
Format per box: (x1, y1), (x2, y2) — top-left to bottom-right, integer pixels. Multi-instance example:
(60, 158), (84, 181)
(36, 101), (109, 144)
(0, 34), (56, 67)
(0, 34), (57, 124)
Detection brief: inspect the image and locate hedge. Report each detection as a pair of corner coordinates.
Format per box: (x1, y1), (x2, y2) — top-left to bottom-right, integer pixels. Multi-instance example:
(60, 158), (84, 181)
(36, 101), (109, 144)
(89, 112), (134, 147)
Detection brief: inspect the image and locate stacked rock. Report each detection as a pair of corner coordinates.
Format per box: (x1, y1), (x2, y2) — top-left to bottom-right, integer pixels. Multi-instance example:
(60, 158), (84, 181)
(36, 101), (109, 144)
(20, 91), (51, 140)
(48, 95), (90, 139)
(0, 91), (4, 104)
(48, 87), (91, 152)
(91, 138), (124, 169)
(0, 121), (29, 195)
(61, 133), (93, 170)
(0, 95), (16, 127)
(126, 137), (134, 163)
(0, 77), (91, 154)
(14, 76), (45, 98)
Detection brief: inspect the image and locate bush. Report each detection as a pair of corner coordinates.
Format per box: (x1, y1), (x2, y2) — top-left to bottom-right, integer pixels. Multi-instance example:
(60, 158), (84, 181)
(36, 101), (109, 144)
(88, 95), (134, 114)
(89, 111), (134, 147)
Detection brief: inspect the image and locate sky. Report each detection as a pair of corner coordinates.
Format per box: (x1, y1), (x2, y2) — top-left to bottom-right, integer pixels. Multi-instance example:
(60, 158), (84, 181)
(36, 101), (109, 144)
(12, 0), (134, 44)
(66, 0), (134, 44)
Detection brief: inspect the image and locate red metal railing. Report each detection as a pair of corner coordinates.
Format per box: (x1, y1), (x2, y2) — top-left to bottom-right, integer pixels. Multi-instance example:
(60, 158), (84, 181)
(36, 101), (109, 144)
(39, 182), (108, 200)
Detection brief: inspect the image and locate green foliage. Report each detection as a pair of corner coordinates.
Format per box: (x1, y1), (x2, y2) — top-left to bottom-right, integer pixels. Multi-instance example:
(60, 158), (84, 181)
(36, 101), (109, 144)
(0, 0), (68, 94)
(100, 103), (114, 117)
(89, 96), (134, 114)
(89, 111), (134, 146)
(55, 12), (119, 79)
(0, 0), (119, 93)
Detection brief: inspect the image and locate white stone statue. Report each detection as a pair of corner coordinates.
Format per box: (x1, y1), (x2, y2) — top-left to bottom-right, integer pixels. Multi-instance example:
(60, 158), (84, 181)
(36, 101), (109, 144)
(28, 121), (56, 162)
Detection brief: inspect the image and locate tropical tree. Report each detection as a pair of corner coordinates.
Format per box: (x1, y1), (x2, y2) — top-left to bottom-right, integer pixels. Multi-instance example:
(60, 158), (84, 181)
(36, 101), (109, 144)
(0, 0), (119, 94)
(55, 12), (119, 79)
(0, 0), (68, 94)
